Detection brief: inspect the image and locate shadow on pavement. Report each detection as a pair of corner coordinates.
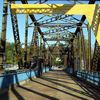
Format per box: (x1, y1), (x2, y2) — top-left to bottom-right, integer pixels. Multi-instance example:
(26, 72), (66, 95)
(0, 71), (24, 100)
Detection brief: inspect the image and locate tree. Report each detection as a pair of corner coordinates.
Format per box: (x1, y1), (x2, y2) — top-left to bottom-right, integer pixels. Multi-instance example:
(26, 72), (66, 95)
(6, 42), (17, 64)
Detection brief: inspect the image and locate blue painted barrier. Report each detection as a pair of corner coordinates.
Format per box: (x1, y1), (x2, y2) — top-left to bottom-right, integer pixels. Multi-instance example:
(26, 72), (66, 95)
(64, 67), (100, 86)
(64, 67), (73, 74)
(76, 71), (100, 86)
(0, 67), (50, 89)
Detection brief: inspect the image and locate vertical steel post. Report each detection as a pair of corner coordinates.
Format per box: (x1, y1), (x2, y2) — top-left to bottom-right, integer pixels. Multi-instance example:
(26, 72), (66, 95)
(80, 27), (87, 70)
(29, 26), (38, 65)
(67, 48), (70, 67)
(49, 54), (52, 67)
(87, 24), (91, 71)
(10, 1), (23, 69)
(77, 33), (80, 71)
(73, 37), (77, 71)
(70, 41), (74, 72)
(64, 54), (67, 68)
(79, 32), (82, 71)
(24, 15), (28, 68)
(39, 36), (42, 57)
(42, 41), (45, 59)
(0, 0), (8, 68)
(47, 48), (49, 64)
(33, 26), (38, 57)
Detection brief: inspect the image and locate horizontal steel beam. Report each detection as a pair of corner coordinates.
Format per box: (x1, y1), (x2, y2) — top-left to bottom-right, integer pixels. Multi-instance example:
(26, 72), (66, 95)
(45, 38), (68, 41)
(29, 23), (85, 28)
(43, 27), (73, 35)
(39, 15), (71, 24)
(10, 4), (96, 27)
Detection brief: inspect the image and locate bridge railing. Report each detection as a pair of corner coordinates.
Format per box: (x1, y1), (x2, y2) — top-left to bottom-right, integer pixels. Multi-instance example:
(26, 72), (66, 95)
(64, 67), (100, 86)
(0, 67), (50, 90)
(76, 71), (100, 86)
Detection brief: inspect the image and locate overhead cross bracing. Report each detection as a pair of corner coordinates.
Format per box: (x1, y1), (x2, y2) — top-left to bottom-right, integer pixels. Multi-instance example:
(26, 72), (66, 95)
(0, 0), (100, 74)
(10, 4), (100, 44)
(10, 1), (100, 71)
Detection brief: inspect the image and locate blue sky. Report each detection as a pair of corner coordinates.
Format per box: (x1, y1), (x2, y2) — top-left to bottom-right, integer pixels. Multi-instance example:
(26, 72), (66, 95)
(0, 0), (100, 48)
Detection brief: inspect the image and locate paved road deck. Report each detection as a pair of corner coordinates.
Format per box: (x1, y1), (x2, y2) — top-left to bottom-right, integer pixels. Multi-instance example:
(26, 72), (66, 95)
(0, 70), (100, 100)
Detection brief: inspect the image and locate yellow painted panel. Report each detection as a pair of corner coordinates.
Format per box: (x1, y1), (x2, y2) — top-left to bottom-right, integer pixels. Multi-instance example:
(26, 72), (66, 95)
(11, 4), (67, 9)
(11, 4), (95, 25)
(96, 23), (100, 45)
(11, 4), (94, 9)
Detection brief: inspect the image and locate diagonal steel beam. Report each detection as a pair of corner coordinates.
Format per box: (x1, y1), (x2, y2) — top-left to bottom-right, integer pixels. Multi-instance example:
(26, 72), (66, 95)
(21, 0), (46, 41)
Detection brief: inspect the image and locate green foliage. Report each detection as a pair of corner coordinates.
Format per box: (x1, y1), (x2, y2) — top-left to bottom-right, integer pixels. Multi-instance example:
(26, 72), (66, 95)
(6, 42), (16, 64)
(49, 42), (66, 66)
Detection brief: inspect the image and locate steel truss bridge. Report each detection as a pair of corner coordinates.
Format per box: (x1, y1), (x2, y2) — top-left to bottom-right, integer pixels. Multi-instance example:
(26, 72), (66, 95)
(0, 0), (100, 71)
(0, 0), (100, 99)
(0, 0), (99, 70)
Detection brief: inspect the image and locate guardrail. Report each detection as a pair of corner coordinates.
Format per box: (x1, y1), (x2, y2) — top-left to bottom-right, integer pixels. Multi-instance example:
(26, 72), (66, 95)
(0, 67), (50, 89)
(76, 71), (100, 86)
(64, 67), (73, 74)
(64, 67), (100, 86)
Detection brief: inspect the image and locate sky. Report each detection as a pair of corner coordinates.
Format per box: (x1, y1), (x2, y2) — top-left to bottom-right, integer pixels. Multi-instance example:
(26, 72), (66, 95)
(0, 0), (100, 48)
